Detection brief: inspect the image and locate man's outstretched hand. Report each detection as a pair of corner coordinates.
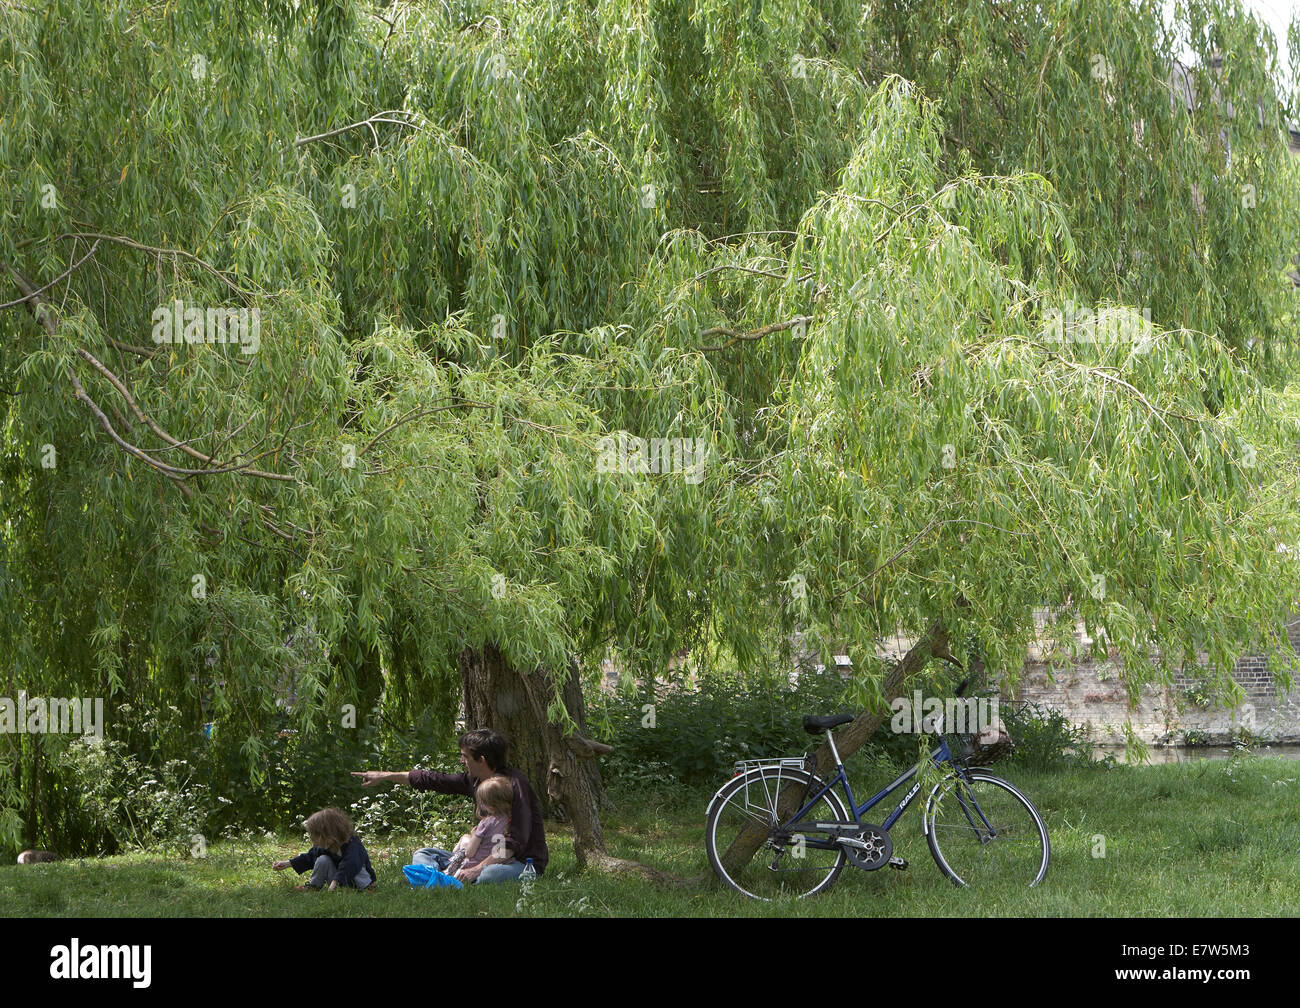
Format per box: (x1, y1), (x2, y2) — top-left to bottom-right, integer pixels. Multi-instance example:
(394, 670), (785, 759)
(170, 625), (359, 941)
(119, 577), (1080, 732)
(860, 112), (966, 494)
(352, 770), (406, 787)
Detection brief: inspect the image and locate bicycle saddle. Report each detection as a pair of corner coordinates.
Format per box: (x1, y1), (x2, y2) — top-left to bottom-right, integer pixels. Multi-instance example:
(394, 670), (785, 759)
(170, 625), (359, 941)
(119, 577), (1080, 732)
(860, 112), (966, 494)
(802, 713), (854, 734)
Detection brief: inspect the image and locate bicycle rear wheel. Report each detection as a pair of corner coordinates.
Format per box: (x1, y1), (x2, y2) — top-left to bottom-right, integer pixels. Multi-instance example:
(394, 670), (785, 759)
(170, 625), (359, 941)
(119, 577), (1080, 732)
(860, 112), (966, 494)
(924, 770), (1050, 888)
(705, 767), (849, 901)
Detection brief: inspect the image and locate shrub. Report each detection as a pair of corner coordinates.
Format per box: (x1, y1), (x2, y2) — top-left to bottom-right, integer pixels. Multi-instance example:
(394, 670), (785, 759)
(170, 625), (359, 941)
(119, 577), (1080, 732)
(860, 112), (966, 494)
(1002, 699), (1103, 770)
(200, 706), (462, 840)
(56, 737), (211, 856)
(348, 755), (470, 839)
(596, 667), (828, 788)
(17, 696), (461, 856)
(595, 664), (925, 790)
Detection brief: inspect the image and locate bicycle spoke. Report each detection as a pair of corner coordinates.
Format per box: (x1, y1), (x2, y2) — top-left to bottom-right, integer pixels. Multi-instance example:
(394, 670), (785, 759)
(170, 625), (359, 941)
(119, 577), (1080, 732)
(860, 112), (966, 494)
(707, 769), (849, 900)
(926, 772), (1049, 887)
(727, 803), (778, 830)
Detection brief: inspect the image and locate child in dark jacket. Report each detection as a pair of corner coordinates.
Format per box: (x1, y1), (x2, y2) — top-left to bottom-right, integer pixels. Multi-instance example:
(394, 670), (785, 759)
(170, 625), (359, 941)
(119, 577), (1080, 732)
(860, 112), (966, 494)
(273, 808), (375, 890)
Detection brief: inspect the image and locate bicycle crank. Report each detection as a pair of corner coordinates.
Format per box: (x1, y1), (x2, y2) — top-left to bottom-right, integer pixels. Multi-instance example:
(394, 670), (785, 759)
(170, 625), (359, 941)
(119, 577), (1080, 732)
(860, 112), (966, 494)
(839, 824), (892, 870)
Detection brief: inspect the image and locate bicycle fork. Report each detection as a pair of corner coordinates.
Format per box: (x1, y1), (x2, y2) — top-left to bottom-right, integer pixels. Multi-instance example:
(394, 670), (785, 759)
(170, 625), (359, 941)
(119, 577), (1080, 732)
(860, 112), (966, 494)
(952, 778), (997, 845)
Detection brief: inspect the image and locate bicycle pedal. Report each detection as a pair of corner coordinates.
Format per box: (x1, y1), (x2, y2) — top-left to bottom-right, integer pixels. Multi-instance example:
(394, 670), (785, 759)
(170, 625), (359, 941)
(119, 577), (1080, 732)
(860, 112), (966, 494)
(888, 856), (908, 870)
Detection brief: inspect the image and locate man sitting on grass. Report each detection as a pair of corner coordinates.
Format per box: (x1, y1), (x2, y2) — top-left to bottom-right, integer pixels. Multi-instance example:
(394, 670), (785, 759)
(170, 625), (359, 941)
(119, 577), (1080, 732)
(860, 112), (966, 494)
(352, 728), (548, 884)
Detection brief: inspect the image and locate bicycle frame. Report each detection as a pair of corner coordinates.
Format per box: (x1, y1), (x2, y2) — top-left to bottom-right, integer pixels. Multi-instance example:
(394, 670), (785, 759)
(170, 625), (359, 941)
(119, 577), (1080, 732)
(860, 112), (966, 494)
(781, 726), (976, 851)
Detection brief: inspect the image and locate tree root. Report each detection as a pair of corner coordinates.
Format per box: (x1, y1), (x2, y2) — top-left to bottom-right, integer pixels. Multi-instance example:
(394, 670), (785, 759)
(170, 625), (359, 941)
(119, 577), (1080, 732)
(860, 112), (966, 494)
(576, 848), (699, 887)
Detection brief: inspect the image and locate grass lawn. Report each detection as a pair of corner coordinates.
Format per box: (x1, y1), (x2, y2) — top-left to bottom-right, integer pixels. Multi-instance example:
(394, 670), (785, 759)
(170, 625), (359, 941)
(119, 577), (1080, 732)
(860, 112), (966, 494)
(3, 754), (1297, 917)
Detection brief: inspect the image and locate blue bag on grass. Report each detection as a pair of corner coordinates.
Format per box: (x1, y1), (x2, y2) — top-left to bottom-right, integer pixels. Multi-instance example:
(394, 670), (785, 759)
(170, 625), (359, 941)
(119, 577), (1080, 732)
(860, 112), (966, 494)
(403, 863), (464, 889)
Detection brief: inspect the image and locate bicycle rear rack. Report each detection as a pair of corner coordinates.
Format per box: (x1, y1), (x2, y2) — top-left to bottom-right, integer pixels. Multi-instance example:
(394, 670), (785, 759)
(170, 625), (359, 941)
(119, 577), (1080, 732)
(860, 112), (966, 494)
(731, 756), (812, 777)
(727, 756), (818, 826)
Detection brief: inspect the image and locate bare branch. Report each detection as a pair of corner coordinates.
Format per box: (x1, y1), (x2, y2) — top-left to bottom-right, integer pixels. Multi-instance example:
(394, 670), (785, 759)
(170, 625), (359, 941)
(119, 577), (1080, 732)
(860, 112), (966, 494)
(5, 264), (295, 483)
(294, 110), (426, 148)
(19, 232), (248, 297)
(0, 240), (100, 311)
(700, 315), (814, 352)
(106, 337), (158, 359)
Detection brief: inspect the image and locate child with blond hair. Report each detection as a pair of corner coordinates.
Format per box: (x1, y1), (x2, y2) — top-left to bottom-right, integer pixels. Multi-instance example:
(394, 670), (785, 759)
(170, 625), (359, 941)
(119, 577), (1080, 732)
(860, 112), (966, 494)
(445, 775), (513, 879)
(273, 807), (375, 890)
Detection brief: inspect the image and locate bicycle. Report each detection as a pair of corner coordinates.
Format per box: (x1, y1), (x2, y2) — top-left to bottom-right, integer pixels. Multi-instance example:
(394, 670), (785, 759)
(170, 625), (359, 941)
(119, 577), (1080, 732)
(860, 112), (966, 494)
(704, 682), (1050, 900)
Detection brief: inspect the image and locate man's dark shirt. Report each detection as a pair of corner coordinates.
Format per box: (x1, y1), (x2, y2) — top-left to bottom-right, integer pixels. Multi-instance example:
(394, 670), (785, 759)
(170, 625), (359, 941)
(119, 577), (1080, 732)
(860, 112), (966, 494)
(409, 766), (549, 875)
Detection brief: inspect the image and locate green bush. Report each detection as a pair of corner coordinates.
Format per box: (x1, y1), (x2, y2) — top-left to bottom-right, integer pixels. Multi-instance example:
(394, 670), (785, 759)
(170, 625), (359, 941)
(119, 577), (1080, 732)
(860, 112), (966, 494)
(10, 695), (461, 857)
(194, 704), (456, 838)
(56, 737), (211, 856)
(1002, 699), (1104, 771)
(348, 777), (468, 840)
(595, 664), (923, 789)
(596, 668), (823, 788)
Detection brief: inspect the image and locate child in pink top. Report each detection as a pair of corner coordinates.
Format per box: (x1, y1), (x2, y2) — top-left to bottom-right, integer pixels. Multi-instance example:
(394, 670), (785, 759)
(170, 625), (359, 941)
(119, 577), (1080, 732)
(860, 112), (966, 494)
(446, 774), (513, 876)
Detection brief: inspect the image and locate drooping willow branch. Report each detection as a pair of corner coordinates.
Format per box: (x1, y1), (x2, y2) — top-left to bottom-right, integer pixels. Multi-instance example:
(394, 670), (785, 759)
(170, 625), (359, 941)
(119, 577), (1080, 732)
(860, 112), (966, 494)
(991, 332), (1204, 478)
(0, 240), (100, 311)
(17, 231), (251, 299)
(688, 263), (804, 285)
(4, 265), (295, 486)
(836, 516), (1033, 605)
(357, 398), (495, 457)
(71, 343), (293, 480)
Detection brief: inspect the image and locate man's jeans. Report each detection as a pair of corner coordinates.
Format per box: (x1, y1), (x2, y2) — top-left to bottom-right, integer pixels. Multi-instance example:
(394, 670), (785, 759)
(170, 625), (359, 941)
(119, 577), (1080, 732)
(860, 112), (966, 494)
(412, 847), (527, 884)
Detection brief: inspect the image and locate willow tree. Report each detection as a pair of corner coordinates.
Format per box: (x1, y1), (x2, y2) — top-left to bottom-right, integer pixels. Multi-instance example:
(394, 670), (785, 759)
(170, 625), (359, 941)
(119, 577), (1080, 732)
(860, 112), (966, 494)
(0, 0), (662, 861)
(869, 0), (1299, 380)
(0, 0), (850, 862)
(2, 0), (1298, 875)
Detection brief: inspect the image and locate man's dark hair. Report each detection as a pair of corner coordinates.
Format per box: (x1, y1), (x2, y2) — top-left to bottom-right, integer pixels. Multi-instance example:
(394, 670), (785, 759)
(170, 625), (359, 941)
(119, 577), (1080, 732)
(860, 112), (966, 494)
(459, 728), (508, 771)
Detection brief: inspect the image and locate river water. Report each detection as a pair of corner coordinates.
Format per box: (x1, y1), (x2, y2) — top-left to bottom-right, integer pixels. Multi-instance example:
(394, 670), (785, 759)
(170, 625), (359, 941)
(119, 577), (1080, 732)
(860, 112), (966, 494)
(1090, 743), (1300, 764)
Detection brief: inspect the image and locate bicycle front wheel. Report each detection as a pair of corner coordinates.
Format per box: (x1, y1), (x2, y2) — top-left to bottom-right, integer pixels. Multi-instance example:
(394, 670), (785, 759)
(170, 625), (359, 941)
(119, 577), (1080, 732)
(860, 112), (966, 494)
(925, 770), (1050, 888)
(705, 767), (848, 901)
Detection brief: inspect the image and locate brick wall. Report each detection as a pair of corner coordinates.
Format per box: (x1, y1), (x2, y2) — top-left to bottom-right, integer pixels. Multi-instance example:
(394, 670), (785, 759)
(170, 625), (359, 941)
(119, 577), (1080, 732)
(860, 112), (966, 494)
(1014, 612), (1300, 745)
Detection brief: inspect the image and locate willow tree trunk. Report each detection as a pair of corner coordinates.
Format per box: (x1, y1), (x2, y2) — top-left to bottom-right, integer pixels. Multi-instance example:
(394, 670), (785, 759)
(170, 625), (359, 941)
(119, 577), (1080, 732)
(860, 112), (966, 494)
(459, 643), (627, 871)
(718, 620), (955, 877)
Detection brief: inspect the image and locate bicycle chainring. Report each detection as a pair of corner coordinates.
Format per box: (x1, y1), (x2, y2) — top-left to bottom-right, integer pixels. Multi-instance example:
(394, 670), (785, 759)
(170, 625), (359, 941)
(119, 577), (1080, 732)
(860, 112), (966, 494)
(842, 824), (892, 870)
